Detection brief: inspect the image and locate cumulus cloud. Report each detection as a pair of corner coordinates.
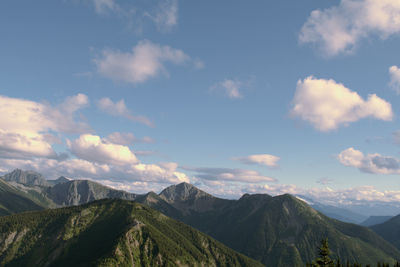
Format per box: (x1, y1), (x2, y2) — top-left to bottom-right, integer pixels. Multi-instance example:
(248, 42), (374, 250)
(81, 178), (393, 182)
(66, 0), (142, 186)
(243, 183), (400, 204)
(300, 0), (400, 56)
(234, 154), (280, 168)
(95, 40), (191, 84)
(211, 79), (243, 99)
(291, 76), (393, 131)
(183, 166), (276, 183)
(389, 65), (400, 93)
(68, 134), (139, 166)
(105, 132), (154, 145)
(338, 147), (400, 174)
(97, 97), (153, 127)
(0, 94), (90, 158)
(0, 156), (189, 186)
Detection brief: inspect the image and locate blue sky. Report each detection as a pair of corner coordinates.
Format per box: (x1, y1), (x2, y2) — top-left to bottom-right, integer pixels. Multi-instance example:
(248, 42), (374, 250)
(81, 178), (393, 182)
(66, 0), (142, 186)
(1, 0), (400, 202)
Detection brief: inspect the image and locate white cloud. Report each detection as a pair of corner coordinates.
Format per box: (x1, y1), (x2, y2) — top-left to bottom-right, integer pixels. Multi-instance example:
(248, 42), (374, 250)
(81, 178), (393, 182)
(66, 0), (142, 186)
(389, 65), (400, 93)
(247, 184), (400, 204)
(183, 166), (276, 183)
(105, 132), (154, 145)
(95, 179), (166, 194)
(95, 40), (190, 84)
(68, 134), (139, 166)
(233, 154), (280, 168)
(300, 0), (400, 56)
(0, 157), (189, 186)
(97, 97), (153, 127)
(0, 94), (90, 158)
(291, 76), (393, 131)
(338, 147), (400, 174)
(211, 79), (243, 99)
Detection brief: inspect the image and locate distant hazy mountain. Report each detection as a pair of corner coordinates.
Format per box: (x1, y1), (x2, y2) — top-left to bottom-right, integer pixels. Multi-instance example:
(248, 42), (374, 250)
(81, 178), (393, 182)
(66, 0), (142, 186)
(0, 199), (262, 267)
(296, 195), (400, 219)
(361, 216), (393, 227)
(296, 195), (368, 224)
(336, 202), (400, 218)
(0, 179), (46, 216)
(140, 183), (400, 266)
(371, 215), (400, 250)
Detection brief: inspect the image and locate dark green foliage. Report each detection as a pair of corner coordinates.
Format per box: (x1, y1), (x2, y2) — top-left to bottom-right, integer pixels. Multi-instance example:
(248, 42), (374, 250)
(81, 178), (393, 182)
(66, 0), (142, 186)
(308, 239), (400, 267)
(313, 238), (334, 267)
(371, 215), (400, 250)
(140, 185), (400, 266)
(0, 199), (263, 267)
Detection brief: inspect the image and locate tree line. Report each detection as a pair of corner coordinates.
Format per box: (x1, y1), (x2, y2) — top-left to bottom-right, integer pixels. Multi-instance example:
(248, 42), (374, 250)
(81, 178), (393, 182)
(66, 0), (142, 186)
(306, 239), (400, 267)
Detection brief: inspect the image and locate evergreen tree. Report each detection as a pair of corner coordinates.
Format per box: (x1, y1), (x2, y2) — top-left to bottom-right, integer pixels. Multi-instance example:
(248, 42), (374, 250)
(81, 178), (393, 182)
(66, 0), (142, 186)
(312, 238), (335, 267)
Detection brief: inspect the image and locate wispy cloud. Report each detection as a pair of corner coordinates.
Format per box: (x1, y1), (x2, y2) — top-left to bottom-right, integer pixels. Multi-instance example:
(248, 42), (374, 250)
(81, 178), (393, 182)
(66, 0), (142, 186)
(300, 0), (400, 56)
(92, 0), (117, 14)
(105, 132), (154, 145)
(95, 40), (192, 84)
(233, 154), (280, 168)
(147, 0), (178, 32)
(85, 0), (179, 33)
(316, 177), (334, 185)
(291, 76), (393, 131)
(97, 97), (153, 127)
(389, 65), (400, 94)
(183, 166), (276, 183)
(211, 79), (243, 99)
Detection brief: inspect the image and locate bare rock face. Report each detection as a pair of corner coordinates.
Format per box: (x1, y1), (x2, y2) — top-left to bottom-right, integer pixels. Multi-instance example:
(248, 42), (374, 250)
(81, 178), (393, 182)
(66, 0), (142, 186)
(48, 180), (138, 206)
(158, 182), (232, 213)
(2, 169), (50, 187)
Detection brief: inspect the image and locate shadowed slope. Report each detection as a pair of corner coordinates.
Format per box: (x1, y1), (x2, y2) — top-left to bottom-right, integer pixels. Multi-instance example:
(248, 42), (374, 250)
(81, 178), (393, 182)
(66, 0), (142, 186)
(0, 199), (263, 267)
(0, 179), (45, 216)
(142, 184), (400, 266)
(371, 214), (400, 250)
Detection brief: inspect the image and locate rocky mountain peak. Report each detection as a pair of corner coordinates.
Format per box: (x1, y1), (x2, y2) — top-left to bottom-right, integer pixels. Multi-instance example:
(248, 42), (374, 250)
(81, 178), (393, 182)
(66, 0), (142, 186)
(2, 169), (49, 187)
(159, 182), (211, 203)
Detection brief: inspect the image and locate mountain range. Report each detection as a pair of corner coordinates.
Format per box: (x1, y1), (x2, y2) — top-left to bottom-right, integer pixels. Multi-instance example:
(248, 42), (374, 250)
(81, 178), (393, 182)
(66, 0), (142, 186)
(1, 169), (400, 266)
(143, 184), (400, 266)
(0, 199), (261, 267)
(361, 216), (393, 227)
